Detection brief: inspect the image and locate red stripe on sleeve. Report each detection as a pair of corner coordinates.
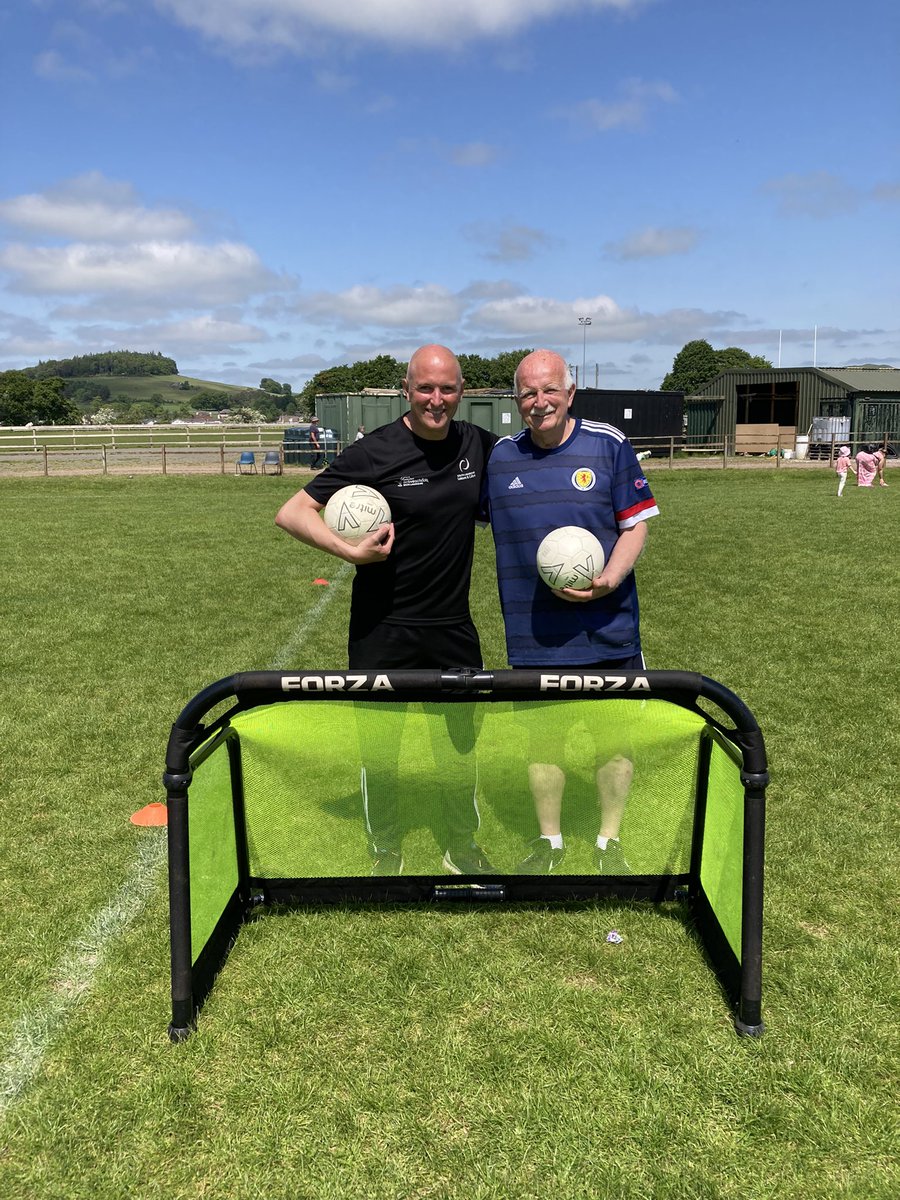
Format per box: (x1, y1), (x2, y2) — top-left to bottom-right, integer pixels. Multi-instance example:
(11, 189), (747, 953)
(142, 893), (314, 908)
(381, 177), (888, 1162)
(616, 496), (658, 522)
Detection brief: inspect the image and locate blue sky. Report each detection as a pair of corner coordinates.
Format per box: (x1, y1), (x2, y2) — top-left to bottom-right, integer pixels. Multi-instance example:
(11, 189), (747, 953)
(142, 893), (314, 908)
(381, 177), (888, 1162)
(1, 0), (897, 390)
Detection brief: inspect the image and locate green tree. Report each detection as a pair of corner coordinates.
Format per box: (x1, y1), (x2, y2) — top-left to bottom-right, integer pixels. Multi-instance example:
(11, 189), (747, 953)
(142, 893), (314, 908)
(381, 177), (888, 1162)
(661, 340), (723, 393)
(715, 346), (773, 372)
(488, 349), (533, 388)
(27, 350), (177, 378)
(458, 354), (492, 388)
(661, 340), (774, 392)
(0, 372), (80, 425)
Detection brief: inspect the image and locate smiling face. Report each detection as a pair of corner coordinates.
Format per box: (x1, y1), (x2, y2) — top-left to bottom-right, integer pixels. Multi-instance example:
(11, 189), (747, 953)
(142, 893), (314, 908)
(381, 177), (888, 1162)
(514, 350), (575, 449)
(402, 345), (464, 440)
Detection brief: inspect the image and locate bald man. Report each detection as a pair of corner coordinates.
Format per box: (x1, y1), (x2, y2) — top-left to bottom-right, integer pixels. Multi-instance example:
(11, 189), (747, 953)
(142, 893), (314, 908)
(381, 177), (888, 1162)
(276, 345), (497, 875)
(484, 349), (660, 875)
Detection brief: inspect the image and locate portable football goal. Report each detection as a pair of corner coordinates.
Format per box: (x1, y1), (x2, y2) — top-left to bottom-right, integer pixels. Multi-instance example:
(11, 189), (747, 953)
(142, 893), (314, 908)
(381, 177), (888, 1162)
(164, 669), (767, 1040)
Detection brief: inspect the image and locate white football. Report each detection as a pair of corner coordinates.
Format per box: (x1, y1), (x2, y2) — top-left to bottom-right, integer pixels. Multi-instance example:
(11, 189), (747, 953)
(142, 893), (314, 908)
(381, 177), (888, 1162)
(536, 526), (605, 590)
(322, 485), (391, 545)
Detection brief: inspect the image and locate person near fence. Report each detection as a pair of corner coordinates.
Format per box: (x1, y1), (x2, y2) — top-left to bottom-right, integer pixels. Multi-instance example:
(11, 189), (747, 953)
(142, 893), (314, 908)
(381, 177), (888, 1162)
(855, 445), (880, 488)
(308, 416), (324, 469)
(274, 344), (497, 876)
(835, 445), (857, 497)
(484, 349), (659, 874)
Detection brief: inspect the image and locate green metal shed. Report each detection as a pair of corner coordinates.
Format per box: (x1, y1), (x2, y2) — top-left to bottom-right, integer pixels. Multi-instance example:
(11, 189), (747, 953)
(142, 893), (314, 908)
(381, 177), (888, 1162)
(688, 366), (900, 448)
(314, 388), (522, 446)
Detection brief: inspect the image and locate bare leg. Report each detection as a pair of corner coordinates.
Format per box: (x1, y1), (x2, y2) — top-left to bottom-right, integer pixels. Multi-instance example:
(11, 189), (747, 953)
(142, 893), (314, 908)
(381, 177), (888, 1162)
(596, 754), (633, 840)
(527, 763), (565, 837)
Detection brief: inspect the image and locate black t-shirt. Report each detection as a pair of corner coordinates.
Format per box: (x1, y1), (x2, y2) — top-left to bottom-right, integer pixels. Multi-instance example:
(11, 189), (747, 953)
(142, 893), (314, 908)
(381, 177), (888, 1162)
(305, 417), (497, 636)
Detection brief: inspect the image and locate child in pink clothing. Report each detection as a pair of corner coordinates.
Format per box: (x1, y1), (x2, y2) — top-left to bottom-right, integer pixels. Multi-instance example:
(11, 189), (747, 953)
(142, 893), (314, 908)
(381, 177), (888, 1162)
(873, 447), (889, 487)
(835, 445), (856, 496)
(855, 447), (879, 488)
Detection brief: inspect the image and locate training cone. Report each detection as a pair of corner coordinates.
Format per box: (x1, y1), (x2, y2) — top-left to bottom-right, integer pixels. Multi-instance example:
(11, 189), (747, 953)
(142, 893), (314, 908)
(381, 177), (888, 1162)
(131, 801), (168, 827)
(312, 578), (330, 585)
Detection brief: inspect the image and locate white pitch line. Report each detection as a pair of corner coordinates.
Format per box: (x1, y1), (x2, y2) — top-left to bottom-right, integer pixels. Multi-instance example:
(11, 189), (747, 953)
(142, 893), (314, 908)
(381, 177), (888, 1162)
(0, 562), (352, 1120)
(268, 561), (352, 669)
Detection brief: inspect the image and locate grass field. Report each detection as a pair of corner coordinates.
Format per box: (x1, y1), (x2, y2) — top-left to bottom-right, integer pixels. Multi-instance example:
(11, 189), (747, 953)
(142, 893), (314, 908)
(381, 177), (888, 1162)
(0, 470), (897, 1199)
(67, 372), (253, 406)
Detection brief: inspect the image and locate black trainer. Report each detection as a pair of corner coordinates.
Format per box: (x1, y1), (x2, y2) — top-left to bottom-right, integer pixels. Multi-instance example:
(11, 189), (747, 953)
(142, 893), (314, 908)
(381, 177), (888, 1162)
(515, 837), (566, 874)
(592, 839), (632, 875)
(442, 844), (496, 875)
(370, 849), (403, 876)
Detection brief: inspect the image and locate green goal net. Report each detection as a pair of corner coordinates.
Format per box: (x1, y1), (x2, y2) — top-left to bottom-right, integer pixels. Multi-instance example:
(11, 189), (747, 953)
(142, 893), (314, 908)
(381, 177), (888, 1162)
(164, 670), (767, 1040)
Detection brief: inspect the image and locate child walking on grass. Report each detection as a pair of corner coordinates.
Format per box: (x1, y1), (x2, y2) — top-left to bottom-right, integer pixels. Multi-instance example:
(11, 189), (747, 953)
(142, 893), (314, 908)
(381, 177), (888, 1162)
(835, 445), (856, 496)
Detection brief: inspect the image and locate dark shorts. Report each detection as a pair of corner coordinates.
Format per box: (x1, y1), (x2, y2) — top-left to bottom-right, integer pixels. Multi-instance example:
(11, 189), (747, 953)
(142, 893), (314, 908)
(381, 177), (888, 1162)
(348, 618), (482, 671)
(513, 652), (646, 762)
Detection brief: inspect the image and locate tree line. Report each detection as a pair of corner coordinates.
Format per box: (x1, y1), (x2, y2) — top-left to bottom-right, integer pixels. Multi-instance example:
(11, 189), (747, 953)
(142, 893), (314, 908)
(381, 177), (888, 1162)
(2, 341), (775, 426)
(25, 350), (178, 380)
(298, 350), (535, 407)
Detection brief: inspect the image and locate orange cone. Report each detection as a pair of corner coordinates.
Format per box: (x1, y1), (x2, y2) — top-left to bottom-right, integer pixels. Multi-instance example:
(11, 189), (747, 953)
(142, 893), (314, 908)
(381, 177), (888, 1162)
(312, 578), (330, 585)
(131, 801), (168, 827)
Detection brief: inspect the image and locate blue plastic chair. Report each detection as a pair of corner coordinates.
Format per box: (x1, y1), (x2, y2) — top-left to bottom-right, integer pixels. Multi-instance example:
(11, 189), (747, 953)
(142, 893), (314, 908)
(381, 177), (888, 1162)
(235, 451), (257, 475)
(261, 449), (282, 475)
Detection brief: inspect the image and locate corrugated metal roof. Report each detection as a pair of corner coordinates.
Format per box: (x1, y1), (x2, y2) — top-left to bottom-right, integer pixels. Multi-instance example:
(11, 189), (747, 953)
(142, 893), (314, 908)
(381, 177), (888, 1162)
(813, 367), (900, 392)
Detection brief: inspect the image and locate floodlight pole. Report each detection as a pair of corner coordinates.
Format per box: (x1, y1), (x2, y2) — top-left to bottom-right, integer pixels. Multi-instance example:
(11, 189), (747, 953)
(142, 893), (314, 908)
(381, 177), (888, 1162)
(578, 316), (591, 388)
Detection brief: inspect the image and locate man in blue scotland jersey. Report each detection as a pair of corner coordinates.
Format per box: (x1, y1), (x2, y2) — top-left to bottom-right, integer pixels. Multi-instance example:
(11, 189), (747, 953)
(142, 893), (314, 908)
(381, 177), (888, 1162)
(485, 349), (660, 874)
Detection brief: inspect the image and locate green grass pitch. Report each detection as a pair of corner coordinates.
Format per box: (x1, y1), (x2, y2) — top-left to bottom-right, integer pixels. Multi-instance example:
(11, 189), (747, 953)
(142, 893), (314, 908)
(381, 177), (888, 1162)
(0, 469), (897, 1199)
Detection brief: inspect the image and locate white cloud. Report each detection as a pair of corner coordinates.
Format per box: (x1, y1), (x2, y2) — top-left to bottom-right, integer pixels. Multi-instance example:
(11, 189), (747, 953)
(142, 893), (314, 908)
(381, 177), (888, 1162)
(156, 0), (646, 52)
(296, 283), (464, 329)
(604, 225), (700, 260)
(448, 142), (501, 168)
(463, 221), (554, 262)
(248, 353), (330, 370)
(0, 311), (75, 362)
(560, 79), (678, 132)
(470, 293), (747, 345)
(761, 171), (860, 218)
(0, 173), (196, 242)
(73, 315), (270, 357)
(33, 50), (95, 83)
(1, 240), (280, 306)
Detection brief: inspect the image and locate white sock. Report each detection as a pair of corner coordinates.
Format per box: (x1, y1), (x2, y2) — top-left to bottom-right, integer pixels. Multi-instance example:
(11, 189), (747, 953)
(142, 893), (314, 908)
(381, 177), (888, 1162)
(597, 835), (610, 850)
(544, 834), (563, 849)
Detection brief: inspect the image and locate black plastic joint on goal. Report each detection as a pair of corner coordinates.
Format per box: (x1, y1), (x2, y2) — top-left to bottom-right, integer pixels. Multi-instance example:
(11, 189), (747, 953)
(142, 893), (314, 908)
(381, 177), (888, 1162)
(734, 1017), (766, 1038)
(740, 770), (769, 788)
(162, 769), (193, 792)
(439, 668), (492, 692)
(168, 1022), (195, 1043)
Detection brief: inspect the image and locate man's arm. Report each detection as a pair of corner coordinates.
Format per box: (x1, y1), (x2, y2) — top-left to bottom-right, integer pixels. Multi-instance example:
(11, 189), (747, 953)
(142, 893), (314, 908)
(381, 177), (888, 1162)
(275, 489), (394, 565)
(555, 520), (648, 603)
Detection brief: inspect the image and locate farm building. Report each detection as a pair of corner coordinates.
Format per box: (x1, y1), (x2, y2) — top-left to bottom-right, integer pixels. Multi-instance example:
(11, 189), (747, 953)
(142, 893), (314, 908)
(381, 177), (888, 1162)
(314, 387), (521, 442)
(686, 366), (900, 454)
(573, 388), (684, 441)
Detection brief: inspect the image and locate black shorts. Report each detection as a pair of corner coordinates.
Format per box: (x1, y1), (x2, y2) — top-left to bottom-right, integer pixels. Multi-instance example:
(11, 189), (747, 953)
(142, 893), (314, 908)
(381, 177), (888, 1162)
(348, 618), (482, 671)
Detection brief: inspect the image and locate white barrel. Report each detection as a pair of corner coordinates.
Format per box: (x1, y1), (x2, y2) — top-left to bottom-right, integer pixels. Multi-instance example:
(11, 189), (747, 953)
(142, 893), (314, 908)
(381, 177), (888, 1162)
(794, 435), (810, 460)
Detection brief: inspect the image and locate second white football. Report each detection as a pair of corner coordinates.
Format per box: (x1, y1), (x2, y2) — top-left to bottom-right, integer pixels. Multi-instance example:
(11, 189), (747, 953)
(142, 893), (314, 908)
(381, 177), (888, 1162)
(322, 485), (391, 545)
(536, 526), (605, 590)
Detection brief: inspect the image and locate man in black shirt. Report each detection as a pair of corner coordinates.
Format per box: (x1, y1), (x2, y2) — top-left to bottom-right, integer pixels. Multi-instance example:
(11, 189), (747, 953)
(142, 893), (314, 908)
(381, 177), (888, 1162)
(275, 345), (497, 876)
(307, 416), (324, 469)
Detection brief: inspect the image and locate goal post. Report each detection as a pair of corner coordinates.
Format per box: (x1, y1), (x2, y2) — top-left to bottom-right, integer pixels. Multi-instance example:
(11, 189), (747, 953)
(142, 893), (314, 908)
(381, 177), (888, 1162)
(163, 669), (767, 1041)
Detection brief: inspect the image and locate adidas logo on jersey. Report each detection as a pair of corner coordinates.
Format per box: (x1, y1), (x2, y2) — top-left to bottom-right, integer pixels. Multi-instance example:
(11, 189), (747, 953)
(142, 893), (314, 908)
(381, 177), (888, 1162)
(508, 476), (524, 489)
